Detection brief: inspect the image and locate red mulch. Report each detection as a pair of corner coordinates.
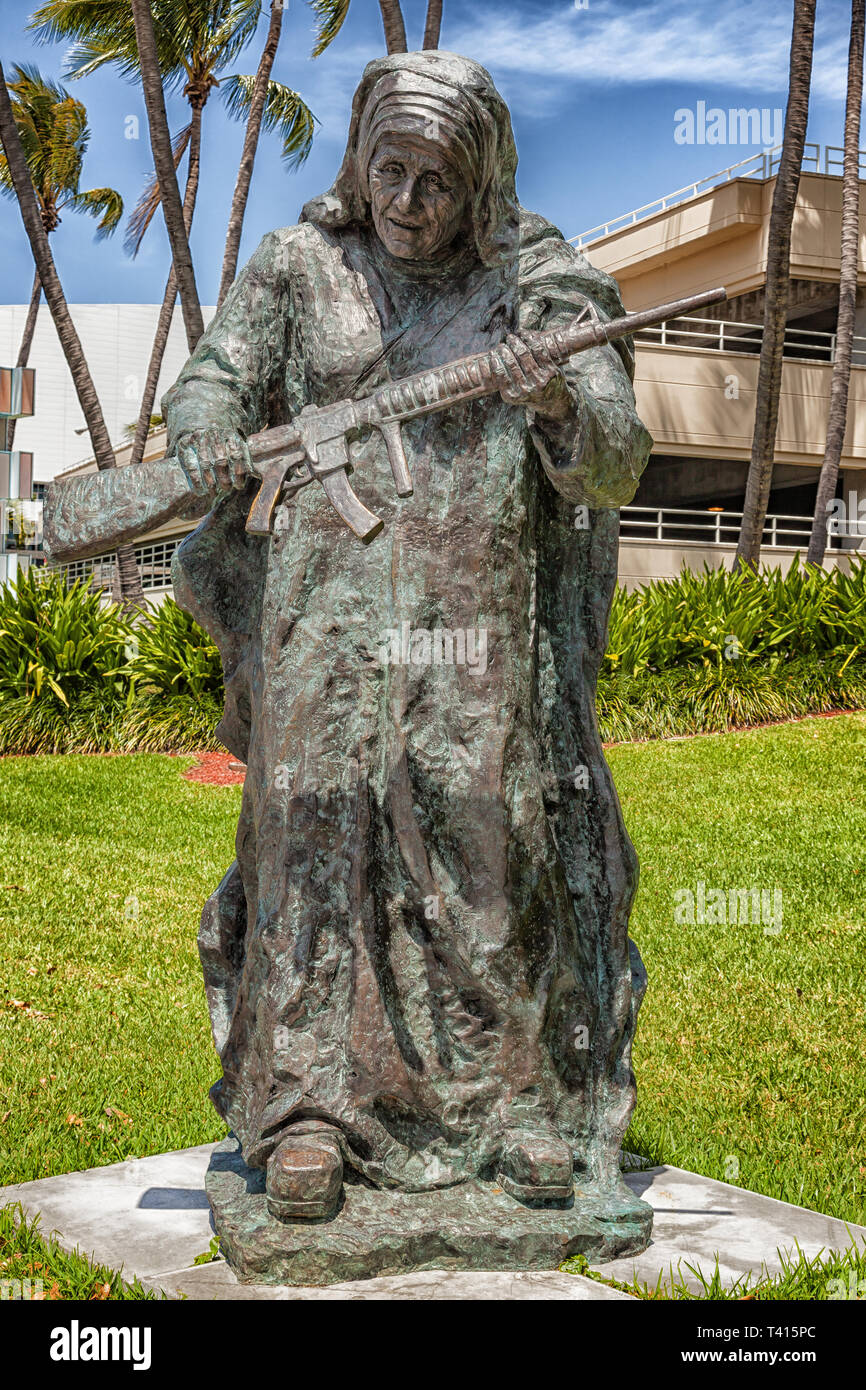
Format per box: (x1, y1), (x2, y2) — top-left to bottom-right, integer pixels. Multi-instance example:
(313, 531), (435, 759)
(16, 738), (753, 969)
(182, 751), (246, 785)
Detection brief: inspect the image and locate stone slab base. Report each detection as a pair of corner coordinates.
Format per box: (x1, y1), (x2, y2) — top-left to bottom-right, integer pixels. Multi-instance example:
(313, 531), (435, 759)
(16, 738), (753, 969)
(3, 1144), (864, 1299)
(206, 1136), (653, 1286)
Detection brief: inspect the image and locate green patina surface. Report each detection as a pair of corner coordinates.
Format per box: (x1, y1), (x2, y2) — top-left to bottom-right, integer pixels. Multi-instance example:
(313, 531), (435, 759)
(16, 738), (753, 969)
(159, 51), (652, 1272)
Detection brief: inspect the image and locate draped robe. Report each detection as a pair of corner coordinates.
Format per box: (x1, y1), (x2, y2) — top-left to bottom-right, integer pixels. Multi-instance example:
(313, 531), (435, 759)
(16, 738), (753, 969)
(164, 204), (652, 1193)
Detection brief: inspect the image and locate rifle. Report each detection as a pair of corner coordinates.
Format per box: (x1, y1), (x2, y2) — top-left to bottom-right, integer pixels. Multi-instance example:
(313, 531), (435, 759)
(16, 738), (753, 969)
(43, 286), (726, 561)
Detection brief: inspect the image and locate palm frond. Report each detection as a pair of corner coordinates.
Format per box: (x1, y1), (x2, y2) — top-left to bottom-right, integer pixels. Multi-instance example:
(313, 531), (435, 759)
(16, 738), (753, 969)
(222, 76), (317, 169)
(29, 2), (195, 90)
(67, 186), (124, 239)
(307, 0), (351, 58)
(0, 62), (98, 217)
(123, 122), (192, 257)
(62, 38), (143, 84)
(206, 0), (263, 68)
(6, 61), (68, 106)
(47, 95), (88, 193)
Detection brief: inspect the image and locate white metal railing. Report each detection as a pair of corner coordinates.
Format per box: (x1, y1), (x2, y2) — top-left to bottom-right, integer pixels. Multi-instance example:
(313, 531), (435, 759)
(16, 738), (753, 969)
(620, 506), (865, 549)
(571, 143), (866, 249)
(634, 315), (866, 367)
(47, 535), (183, 591)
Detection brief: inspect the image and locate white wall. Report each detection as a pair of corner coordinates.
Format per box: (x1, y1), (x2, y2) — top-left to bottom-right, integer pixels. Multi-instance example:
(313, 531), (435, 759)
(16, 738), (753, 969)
(618, 539), (862, 590)
(0, 303), (215, 481)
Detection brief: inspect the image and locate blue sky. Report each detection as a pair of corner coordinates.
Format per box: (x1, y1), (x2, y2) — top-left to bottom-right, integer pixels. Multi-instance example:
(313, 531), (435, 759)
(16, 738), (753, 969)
(0, 0), (859, 305)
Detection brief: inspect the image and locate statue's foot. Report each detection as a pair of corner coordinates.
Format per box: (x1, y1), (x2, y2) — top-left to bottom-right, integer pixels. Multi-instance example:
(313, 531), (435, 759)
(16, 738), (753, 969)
(497, 1126), (574, 1203)
(266, 1124), (343, 1222)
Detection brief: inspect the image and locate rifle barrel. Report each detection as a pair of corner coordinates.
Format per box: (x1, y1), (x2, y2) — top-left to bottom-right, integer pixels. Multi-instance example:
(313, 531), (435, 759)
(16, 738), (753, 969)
(364, 287), (727, 427)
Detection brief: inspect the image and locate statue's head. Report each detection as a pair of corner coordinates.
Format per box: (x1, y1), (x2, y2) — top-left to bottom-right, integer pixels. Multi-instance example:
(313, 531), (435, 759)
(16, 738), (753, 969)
(302, 52), (519, 270)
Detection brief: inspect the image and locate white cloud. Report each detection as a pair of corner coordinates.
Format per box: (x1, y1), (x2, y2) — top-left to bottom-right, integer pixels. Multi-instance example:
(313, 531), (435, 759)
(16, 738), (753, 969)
(445, 0), (850, 106)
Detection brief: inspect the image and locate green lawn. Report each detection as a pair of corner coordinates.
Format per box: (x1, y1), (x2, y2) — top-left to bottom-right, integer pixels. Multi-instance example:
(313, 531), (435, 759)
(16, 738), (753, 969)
(1, 716), (864, 1234)
(611, 713), (866, 1226)
(0, 753), (236, 1185)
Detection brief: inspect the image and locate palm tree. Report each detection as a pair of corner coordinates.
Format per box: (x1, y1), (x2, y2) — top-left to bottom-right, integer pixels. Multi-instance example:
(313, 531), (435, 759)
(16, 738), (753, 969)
(0, 58), (142, 608)
(735, 0), (817, 571)
(379, 1), (408, 53)
(124, 126), (202, 480)
(0, 65), (122, 451)
(218, 0), (317, 308)
(423, 1), (443, 48)
(312, 0), (444, 56)
(30, 0), (224, 352)
(807, 0), (865, 567)
(32, 0), (315, 476)
(129, 0), (204, 351)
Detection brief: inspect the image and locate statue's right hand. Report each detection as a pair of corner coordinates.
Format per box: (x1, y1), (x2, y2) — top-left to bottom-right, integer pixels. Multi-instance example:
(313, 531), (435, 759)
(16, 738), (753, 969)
(175, 429), (255, 496)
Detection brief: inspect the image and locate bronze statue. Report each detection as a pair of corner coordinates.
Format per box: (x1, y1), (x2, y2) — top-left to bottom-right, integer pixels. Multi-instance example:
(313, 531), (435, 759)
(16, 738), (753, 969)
(44, 50), (694, 1277)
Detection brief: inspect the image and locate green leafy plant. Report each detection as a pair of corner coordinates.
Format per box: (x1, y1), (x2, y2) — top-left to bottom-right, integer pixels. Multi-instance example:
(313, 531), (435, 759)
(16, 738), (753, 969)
(605, 557), (866, 678)
(0, 568), (131, 751)
(0, 576), (223, 753)
(127, 597), (222, 700)
(0, 567), (129, 705)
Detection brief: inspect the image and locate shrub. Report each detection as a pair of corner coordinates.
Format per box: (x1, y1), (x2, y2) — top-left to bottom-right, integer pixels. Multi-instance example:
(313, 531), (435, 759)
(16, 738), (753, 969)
(0, 560), (863, 753)
(0, 578), (223, 754)
(0, 569), (131, 753)
(127, 598), (223, 700)
(604, 557), (866, 678)
(0, 567), (129, 705)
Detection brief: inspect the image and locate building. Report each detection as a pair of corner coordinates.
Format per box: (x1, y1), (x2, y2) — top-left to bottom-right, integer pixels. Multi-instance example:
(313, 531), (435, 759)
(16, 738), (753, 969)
(572, 143), (866, 586)
(15, 143), (866, 597)
(0, 303), (214, 479)
(0, 301), (211, 598)
(0, 365), (40, 585)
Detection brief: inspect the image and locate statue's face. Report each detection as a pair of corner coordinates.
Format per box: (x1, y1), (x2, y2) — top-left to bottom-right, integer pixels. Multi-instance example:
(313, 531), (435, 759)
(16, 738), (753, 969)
(368, 136), (468, 261)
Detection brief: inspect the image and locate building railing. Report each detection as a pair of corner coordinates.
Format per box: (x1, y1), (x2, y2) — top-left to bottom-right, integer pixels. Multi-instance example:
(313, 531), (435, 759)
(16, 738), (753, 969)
(620, 505), (865, 549)
(570, 143), (866, 249)
(47, 535), (183, 592)
(634, 315), (866, 367)
(32, 509), (866, 587)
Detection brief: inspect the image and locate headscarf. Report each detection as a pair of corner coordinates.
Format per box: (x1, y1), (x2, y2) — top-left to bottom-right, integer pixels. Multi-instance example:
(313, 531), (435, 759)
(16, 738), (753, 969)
(301, 51), (520, 269)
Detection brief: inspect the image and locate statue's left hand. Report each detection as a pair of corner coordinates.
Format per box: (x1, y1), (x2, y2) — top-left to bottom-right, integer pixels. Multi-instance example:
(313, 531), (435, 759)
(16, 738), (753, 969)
(175, 429), (255, 496)
(490, 332), (573, 420)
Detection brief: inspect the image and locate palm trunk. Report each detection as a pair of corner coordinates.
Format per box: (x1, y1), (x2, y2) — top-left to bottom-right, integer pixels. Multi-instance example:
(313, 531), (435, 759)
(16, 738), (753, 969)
(735, 0), (817, 571)
(807, 0), (864, 567)
(130, 0), (204, 352)
(128, 102), (204, 475)
(379, 0), (408, 53)
(217, 0), (284, 309)
(5, 268), (41, 452)
(422, 0), (443, 48)
(0, 58), (143, 610)
(114, 545), (145, 610)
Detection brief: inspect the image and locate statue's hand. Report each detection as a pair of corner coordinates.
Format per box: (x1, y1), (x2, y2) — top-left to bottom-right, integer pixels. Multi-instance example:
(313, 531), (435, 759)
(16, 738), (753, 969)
(176, 429), (255, 496)
(489, 332), (572, 421)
